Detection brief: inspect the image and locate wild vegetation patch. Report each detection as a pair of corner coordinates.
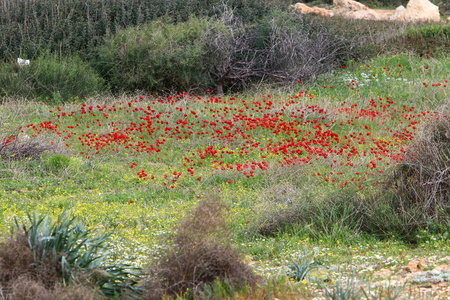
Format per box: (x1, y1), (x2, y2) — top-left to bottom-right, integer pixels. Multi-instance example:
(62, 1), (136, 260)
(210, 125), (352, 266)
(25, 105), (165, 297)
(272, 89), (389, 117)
(1, 1), (449, 298)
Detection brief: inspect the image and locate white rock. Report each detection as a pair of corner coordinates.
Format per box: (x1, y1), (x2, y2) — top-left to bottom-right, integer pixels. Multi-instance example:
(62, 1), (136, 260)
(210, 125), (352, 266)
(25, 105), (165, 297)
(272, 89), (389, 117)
(404, 0), (441, 23)
(293, 3), (334, 17)
(390, 5), (407, 21)
(333, 0), (381, 20)
(17, 58), (30, 66)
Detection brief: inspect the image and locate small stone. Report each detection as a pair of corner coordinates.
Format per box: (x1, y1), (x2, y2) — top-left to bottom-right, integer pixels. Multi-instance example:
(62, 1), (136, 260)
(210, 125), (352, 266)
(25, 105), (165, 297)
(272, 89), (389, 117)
(405, 259), (428, 273)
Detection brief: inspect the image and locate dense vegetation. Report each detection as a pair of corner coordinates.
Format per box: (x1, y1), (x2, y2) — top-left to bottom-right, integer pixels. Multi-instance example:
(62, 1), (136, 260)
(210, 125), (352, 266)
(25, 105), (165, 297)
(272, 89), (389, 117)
(0, 0), (449, 299)
(1, 0), (449, 101)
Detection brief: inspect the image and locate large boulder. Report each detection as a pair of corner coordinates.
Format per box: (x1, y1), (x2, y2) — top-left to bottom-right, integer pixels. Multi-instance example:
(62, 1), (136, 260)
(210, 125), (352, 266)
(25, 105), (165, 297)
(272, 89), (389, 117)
(403, 0), (441, 23)
(390, 5), (407, 21)
(293, 3), (334, 17)
(333, 0), (381, 20)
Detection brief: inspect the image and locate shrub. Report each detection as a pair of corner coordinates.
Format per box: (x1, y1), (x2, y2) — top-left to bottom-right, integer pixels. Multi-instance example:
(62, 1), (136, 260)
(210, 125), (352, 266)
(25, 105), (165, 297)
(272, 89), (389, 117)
(203, 10), (357, 93)
(98, 10), (362, 94)
(307, 15), (411, 60)
(43, 154), (71, 174)
(28, 55), (104, 101)
(0, 136), (52, 161)
(360, 110), (450, 242)
(250, 188), (362, 240)
(143, 194), (257, 299)
(0, 63), (34, 98)
(390, 24), (450, 57)
(96, 18), (211, 93)
(0, 55), (104, 102)
(7, 276), (102, 300)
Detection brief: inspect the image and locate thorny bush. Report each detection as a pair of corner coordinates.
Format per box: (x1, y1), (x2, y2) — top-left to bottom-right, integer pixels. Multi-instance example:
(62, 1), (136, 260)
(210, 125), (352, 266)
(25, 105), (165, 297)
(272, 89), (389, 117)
(360, 107), (450, 242)
(143, 194), (257, 299)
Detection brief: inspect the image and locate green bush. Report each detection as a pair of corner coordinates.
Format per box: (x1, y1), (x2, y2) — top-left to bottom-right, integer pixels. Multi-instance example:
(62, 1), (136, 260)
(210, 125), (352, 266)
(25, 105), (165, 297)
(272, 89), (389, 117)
(96, 18), (211, 93)
(390, 24), (450, 56)
(0, 55), (104, 102)
(44, 154), (71, 174)
(0, 63), (34, 98)
(97, 11), (363, 93)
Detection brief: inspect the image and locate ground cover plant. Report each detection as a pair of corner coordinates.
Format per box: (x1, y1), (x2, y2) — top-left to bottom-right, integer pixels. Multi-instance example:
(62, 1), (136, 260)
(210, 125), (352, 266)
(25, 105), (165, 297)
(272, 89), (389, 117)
(1, 51), (449, 298)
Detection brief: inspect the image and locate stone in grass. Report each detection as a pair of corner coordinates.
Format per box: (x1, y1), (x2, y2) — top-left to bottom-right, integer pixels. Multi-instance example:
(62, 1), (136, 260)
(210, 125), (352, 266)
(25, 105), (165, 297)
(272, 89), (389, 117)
(405, 259), (428, 273)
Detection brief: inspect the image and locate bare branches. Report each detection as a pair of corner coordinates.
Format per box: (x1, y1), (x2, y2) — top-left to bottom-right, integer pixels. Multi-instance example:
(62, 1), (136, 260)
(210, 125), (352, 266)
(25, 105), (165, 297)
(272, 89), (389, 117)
(203, 8), (357, 93)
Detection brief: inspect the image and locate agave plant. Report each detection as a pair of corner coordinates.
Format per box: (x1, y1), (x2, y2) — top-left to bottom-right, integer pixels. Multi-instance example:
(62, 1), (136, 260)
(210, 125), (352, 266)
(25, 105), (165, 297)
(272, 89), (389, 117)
(287, 247), (322, 282)
(14, 208), (142, 296)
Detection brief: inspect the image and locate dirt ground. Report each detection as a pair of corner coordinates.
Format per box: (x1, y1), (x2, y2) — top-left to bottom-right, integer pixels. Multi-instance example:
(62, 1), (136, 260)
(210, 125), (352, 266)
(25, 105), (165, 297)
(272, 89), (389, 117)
(372, 258), (450, 299)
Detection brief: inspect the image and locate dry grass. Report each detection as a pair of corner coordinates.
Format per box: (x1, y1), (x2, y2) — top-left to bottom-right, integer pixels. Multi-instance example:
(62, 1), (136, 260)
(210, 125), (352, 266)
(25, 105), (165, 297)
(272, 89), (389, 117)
(143, 194), (258, 299)
(360, 106), (450, 241)
(5, 277), (102, 300)
(0, 233), (59, 290)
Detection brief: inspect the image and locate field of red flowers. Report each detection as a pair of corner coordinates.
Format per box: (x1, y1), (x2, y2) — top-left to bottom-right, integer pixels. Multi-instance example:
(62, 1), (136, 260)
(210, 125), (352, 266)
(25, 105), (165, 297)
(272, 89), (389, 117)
(22, 64), (448, 191)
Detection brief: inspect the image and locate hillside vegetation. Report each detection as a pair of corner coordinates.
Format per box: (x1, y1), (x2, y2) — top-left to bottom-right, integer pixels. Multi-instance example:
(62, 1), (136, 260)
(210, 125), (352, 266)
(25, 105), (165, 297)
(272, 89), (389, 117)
(0, 0), (449, 299)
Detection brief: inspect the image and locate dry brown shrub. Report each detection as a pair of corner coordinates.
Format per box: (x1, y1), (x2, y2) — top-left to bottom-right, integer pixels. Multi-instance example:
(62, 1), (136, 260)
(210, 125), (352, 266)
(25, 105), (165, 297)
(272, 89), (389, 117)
(143, 194), (257, 299)
(0, 100), (55, 161)
(52, 284), (103, 300)
(0, 233), (60, 290)
(0, 233), (35, 286)
(9, 277), (52, 300)
(0, 139), (52, 161)
(360, 108), (450, 241)
(7, 277), (103, 300)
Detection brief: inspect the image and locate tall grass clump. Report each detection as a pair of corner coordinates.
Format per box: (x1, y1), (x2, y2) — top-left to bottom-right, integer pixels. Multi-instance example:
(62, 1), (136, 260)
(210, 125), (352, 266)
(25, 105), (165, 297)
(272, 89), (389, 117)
(360, 109), (450, 242)
(143, 194), (257, 299)
(251, 188), (362, 240)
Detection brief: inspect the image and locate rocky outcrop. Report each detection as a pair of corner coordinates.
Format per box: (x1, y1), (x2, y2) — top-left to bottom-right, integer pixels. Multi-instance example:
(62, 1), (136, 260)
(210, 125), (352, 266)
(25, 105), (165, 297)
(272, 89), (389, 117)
(293, 3), (334, 17)
(403, 0), (441, 23)
(293, 0), (443, 23)
(390, 5), (406, 21)
(332, 0), (381, 20)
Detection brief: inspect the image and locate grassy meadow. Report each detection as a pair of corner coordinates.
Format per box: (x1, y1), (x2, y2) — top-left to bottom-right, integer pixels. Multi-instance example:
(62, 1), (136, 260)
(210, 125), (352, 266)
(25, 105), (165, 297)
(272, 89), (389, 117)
(0, 0), (449, 298)
(1, 54), (449, 299)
